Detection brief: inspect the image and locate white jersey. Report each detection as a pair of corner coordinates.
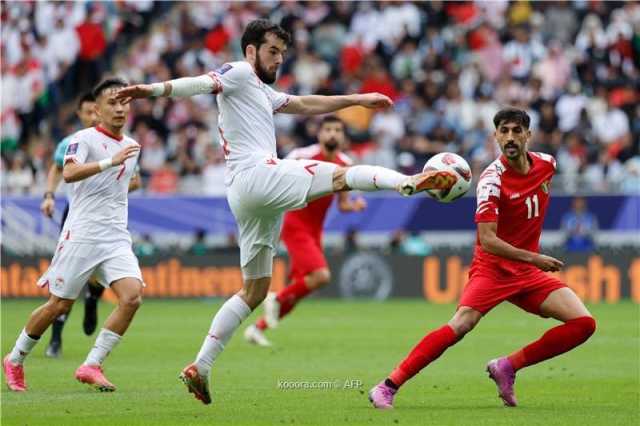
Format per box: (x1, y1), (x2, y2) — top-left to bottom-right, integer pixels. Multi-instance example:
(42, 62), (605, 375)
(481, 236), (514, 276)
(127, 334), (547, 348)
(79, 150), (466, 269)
(62, 126), (140, 245)
(208, 61), (291, 185)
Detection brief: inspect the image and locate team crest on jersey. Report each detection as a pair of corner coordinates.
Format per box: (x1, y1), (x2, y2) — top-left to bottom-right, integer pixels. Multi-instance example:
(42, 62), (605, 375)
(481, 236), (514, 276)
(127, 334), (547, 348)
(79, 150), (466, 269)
(216, 63), (232, 74)
(541, 180), (550, 194)
(66, 143), (78, 155)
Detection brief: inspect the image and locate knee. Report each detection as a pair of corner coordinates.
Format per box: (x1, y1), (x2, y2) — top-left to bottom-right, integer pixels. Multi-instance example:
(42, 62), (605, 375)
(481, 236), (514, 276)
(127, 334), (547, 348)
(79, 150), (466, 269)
(306, 269), (331, 290)
(120, 293), (142, 311)
(448, 308), (482, 336)
(47, 297), (72, 316)
(240, 286), (269, 310)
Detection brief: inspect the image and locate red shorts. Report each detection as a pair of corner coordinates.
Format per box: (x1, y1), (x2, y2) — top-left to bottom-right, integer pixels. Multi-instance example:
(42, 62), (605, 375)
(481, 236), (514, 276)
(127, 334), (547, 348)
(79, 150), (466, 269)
(281, 226), (327, 282)
(458, 267), (566, 316)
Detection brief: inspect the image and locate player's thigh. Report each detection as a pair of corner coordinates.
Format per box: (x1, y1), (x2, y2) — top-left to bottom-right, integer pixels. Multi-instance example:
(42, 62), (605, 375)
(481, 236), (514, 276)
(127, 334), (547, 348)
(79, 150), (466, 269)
(233, 211), (282, 277)
(38, 242), (101, 300)
(94, 244), (144, 294)
(539, 287), (591, 321)
(458, 273), (520, 316)
(305, 160), (339, 202)
(508, 271), (581, 319)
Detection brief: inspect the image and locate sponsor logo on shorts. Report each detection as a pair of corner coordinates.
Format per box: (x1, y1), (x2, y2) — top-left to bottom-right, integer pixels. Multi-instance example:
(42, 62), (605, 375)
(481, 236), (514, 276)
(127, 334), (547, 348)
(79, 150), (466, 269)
(54, 278), (64, 288)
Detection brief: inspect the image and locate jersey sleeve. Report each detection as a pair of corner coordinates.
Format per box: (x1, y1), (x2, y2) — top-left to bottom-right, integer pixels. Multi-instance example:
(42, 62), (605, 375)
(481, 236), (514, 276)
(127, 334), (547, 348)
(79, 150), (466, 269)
(206, 62), (252, 95)
(264, 84), (291, 113)
(63, 135), (89, 165)
(475, 171), (501, 223)
(53, 136), (71, 168)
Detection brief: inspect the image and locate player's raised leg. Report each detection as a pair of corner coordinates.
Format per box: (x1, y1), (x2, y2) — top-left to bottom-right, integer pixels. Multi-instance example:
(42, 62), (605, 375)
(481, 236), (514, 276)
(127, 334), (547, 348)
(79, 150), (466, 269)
(75, 277), (143, 392)
(369, 307), (482, 409)
(4, 295), (74, 391)
(488, 287), (596, 406)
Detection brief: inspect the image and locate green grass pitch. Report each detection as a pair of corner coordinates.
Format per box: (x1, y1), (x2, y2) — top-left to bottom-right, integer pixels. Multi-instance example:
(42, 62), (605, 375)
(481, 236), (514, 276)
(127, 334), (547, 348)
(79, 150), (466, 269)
(1, 299), (638, 425)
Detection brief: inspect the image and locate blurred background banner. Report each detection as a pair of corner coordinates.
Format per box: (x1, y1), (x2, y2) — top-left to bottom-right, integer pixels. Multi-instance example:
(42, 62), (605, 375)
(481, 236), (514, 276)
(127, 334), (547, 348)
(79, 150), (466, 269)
(2, 250), (638, 302)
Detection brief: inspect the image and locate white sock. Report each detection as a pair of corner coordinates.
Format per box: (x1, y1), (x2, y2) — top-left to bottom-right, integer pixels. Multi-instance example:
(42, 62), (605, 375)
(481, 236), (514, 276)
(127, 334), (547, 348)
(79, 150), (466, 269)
(9, 329), (39, 365)
(345, 166), (407, 191)
(194, 295), (251, 375)
(84, 328), (122, 366)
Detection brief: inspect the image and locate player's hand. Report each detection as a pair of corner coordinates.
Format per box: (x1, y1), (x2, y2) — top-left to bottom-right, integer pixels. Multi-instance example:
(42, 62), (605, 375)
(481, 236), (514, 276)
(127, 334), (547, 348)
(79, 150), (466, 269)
(356, 93), (393, 109)
(112, 145), (140, 166)
(116, 84), (154, 104)
(40, 197), (55, 218)
(532, 254), (564, 272)
(352, 197), (367, 212)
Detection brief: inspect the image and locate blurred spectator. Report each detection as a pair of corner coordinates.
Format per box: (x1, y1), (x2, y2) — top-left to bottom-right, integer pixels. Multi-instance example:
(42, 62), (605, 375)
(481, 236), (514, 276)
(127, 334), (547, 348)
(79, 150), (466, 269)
(134, 234), (157, 257)
(2, 1), (639, 196)
(561, 197), (598, 253)
(6, 152), (34, 195)
(400, 231), (432, 257)
(189, 228), (209, 256)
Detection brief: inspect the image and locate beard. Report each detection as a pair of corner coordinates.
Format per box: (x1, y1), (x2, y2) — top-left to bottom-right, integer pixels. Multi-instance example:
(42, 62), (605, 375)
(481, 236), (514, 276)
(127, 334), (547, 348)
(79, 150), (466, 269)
(255, 54), (277, 84)
(324, 140), (339, 151)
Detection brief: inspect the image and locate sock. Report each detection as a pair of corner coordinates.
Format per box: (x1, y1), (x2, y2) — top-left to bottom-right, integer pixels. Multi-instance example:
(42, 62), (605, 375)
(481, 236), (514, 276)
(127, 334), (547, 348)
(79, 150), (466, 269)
(9, 329), (40, 365)
(50, 314), (67, 344)
(508, 316), (596, 371)
(388, 325), (459, 388)
(84, 328), (122, 366)
(195, 295), (251, 375)
(255, 317), (268, 331)
(87, 283), (105, 299)
(276, 277), (312, 319)
(345, 166), (407, 191)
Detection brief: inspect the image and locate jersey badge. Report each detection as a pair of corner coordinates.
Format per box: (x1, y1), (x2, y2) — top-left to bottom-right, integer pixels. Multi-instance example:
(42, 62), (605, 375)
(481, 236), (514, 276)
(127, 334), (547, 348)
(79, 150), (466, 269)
(541, 180), (549, 194)
(66, 143), (78, 155)
(216, 63), (232, 75)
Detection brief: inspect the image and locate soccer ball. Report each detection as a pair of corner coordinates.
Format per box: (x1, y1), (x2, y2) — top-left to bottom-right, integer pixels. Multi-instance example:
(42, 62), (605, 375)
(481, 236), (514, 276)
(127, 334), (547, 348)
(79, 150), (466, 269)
(423, 152), (472, 203)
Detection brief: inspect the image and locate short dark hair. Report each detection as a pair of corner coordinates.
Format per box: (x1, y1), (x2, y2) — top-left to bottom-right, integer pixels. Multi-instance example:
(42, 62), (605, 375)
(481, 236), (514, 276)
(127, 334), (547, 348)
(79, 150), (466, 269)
(77, 92), (95, 110)
(319, 115), (344, 129)
(92, 77), (129, 99)
(493, 108), (531, 129)
(241, 19), (290, 57)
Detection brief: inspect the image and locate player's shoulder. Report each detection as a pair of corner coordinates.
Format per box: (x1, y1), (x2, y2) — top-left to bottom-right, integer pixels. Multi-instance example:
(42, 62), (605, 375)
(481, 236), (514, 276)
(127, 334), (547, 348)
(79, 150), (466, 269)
(123, 134), (140, 147)
(478, 157), (506, 183)
(530, 151), (557, 170)
(216, 61), (252, 78)
(70, 127), (96, 143)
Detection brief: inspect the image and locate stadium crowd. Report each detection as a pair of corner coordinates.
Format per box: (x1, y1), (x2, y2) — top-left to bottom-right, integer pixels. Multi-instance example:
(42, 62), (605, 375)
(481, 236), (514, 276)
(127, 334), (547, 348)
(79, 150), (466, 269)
(2, 1), (639, 196)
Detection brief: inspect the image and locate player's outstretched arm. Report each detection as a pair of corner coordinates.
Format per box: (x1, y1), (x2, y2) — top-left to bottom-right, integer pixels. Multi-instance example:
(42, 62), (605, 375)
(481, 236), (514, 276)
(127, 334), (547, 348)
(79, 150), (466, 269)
(116, 75), (217, 103)
(63, 145), (140, 183)
(478, 222), (564, 272)
(40, 165), (63, 218)
(280, 93), (393, 115)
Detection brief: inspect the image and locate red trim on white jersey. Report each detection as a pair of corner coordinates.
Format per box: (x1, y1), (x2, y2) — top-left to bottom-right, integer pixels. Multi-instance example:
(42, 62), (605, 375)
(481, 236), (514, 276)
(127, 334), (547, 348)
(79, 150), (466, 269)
(218, 126), (230, 157)
(274, 95), (291, 113)
(95, 126), (123, 142)
(207, 72), (223, 94)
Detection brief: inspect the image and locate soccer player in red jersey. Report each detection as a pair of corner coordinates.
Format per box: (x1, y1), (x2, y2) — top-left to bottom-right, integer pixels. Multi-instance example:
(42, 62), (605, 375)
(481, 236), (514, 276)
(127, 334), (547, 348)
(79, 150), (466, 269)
(369, 108), (597, 409)
(244, 116), (366, 346)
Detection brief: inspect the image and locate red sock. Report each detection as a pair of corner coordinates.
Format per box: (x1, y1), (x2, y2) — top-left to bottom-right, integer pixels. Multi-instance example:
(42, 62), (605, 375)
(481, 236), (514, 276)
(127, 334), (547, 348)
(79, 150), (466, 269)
(276, 277), (312, 319)
(255, 318), (268, 331)
(508, 316), (596, 371)
(388, 325), (459, 387)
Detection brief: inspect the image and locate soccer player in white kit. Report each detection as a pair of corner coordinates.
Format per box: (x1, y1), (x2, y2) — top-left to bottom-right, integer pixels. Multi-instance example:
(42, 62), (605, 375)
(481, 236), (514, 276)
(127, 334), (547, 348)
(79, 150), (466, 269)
(117, 20), (457, 405)
(3, 78), (144, 393)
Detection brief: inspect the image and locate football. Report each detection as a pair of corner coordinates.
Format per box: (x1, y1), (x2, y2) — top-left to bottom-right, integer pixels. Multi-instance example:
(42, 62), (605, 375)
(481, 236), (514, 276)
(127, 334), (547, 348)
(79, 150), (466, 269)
(423, 152), (472, 203)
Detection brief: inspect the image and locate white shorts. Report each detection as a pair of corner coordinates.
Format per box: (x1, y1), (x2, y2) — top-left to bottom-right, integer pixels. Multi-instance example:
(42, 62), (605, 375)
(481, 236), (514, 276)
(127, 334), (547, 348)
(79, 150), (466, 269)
(227, 156), (337, 273)
(37, 240), (143, 300)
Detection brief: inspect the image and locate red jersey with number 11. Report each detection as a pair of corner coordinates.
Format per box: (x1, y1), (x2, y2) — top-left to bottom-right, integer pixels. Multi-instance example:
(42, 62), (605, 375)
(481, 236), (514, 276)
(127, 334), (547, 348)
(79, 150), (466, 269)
(472, 152), (556, 276)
